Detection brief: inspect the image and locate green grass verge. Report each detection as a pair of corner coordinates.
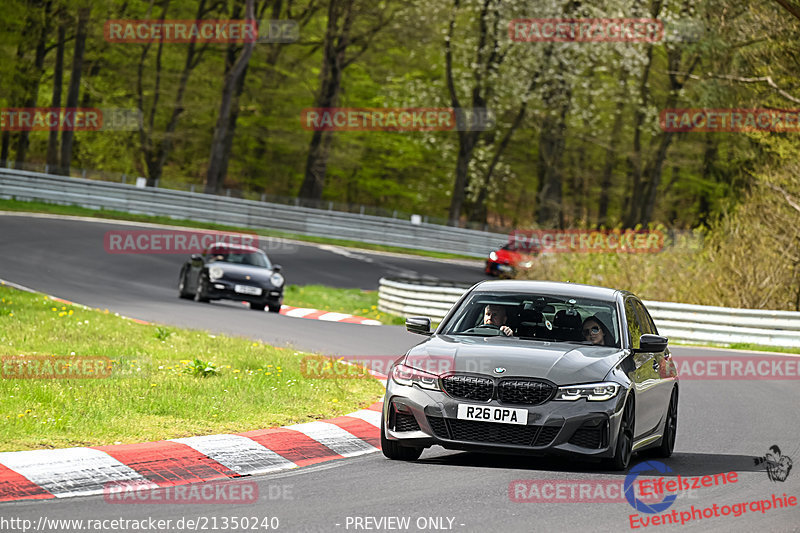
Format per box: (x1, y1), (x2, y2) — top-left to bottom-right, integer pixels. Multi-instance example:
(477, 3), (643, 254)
(0, 284), (384, 452)
(0, 198), (478, 261)
(283, 284), (405, 326)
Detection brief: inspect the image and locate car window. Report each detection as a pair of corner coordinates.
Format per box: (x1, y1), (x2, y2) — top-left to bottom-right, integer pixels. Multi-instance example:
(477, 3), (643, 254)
(633, 299), (658, 336)
(440, 290), (619, 347)
(624, 298), (643, 350)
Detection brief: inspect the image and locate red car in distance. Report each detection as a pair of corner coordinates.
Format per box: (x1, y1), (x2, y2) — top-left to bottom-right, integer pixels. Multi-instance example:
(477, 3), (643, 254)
(485, 242), (537, 276)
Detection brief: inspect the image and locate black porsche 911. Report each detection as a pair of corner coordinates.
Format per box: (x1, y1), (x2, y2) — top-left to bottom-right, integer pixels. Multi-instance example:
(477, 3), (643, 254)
(178, 242), (285, 312)
(381, 280), (678, 470)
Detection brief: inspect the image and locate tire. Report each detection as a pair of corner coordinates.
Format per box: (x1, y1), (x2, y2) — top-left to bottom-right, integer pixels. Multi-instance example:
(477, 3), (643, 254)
(249, 303), (266, 311)
(652, 388), (678, 458)
(380, 415), (423, 461)
(268, 304), (282, 313)
(607, 395), (634, 471)
(195, 274), (210, 303)
(178, 271), (193, 299)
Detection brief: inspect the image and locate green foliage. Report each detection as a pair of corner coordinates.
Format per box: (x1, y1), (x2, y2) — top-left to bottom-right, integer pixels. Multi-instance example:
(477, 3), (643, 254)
(183, 358), (220, 378)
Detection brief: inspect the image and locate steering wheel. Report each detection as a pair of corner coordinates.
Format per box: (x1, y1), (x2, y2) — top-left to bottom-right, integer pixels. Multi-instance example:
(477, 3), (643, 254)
(465, 323), (501, 334)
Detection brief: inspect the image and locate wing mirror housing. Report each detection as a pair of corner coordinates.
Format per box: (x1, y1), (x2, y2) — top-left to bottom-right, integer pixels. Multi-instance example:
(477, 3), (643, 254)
(634, 334), (668, 353)
(406, 316), (432, 336)
(272, 264), (282, 272)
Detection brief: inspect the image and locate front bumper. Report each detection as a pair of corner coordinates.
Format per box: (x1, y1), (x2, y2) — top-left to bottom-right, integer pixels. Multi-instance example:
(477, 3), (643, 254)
(383, 378), (626, 459)
(206, 279), (283, 306)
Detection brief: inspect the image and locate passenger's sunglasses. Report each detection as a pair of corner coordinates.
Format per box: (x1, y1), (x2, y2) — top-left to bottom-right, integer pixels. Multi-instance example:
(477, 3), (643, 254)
(582, 326), (600, 336)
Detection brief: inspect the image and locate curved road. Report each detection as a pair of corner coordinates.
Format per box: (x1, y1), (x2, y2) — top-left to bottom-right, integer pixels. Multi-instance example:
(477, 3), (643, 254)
(1, 213), (798, 532)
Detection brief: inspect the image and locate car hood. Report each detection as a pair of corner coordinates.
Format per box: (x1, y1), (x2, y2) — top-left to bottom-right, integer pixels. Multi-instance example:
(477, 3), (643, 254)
(209, 262), (275, 283)
(404, 335), (624, 385)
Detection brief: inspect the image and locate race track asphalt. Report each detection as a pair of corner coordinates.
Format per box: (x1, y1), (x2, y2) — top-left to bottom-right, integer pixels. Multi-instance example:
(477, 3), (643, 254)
(1, 212), (798, 532)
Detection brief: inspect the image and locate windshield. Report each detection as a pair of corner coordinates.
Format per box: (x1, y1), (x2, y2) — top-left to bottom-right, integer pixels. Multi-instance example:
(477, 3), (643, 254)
(441, 291), (620, 348)
(207, 249), (271, 269)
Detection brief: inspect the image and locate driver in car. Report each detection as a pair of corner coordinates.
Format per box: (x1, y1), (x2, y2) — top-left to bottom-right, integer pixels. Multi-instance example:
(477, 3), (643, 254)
(484, 304), (513, 336)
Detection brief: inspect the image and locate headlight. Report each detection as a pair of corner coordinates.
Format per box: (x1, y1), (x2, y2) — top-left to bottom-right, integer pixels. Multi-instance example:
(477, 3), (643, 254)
(554, 382), (620, 401)
(489, 252), (498, 261)
(270, 272), (284, 287)
(520, 260), (533, 268)
(208, 266), (224, 280)
(391, 364), (441, 391)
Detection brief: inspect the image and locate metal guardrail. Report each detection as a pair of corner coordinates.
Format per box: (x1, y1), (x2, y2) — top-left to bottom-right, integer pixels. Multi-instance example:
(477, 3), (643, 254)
(378, 278), (800, 348)
(0, 169), (506, 258)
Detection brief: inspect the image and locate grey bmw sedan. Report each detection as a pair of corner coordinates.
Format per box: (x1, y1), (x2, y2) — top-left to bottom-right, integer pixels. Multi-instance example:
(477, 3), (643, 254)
(381, 280), (678, 470)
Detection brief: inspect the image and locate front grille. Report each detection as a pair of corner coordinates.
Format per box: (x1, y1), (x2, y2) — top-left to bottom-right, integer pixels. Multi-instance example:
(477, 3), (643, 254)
(442, 375), (493, 401)
(393, 412), (420, 432)
(446, 419), (539, 446)
(568, 425), (606, 449)
(534, 426), (560, 446)
(427, 416), (449, 439)
(498, 380), (555, 405)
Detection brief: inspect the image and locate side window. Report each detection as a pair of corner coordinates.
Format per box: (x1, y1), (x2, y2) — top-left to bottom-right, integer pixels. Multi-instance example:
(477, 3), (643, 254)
(624, 298), (643, 349)
(634, 300), (658, 335)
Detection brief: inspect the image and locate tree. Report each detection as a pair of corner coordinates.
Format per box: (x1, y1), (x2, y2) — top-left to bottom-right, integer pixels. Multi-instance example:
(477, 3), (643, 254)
(297, 0), (393, 201)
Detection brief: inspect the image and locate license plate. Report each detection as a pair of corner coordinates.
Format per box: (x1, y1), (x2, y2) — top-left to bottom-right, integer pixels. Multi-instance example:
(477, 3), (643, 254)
(457, 404), (528, 425)
(234, 285), (262, 296)
(497, 264), (513, 272)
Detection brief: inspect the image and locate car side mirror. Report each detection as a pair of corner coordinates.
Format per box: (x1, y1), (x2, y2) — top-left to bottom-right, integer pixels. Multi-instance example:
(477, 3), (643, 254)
(406, 316), (432, 336)
(190, 254), (202, 262)
(635, 334), (668, 353)
(272, 264), (282, 272)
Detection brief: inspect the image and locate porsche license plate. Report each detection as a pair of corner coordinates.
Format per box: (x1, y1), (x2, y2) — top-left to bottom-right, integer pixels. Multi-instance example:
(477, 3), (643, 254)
(457, 404), (528, 425)
(234, 285), (262, 296)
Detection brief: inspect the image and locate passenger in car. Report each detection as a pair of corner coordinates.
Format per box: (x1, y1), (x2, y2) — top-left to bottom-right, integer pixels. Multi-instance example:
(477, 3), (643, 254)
(581, 315), (615, 346)
(484, 304), (513, 336)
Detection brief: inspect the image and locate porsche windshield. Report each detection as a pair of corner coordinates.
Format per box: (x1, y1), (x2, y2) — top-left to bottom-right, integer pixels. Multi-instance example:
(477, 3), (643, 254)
(208, 250), (271, 268)
(441, 291), (620, 347)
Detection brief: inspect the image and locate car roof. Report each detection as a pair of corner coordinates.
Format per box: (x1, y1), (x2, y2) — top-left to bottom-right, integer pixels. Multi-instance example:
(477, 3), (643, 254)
(471, 280), (626, 302)
(208, 241), (262, 253)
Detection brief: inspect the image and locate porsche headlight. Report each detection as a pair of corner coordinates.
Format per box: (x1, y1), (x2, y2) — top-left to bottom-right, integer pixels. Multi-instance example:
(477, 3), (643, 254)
(489, 252), (498, 261)
(208, 266), (224, 280)
(554, 382), (620, 401)
(270, 272), (285, 287)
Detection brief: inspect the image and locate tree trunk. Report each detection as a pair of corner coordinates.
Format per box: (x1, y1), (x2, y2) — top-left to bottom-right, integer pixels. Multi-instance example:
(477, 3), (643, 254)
(47, 24), (66, 172)
(59, 7), (90, 176)
(597, 97), (626, 227)
(205, 0), (256, 194)
(297, 0), (353, 200)
(536, 77), (571, 228)
(14, 0), (52, 168)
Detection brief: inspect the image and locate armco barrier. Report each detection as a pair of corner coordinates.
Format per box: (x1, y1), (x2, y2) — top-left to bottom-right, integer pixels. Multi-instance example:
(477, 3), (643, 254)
(378, 278), (800, 348)
(0, 169), (505, 258)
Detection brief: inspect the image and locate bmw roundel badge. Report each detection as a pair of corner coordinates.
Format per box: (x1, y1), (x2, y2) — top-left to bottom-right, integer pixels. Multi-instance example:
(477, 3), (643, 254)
(494, 367), (506, 374)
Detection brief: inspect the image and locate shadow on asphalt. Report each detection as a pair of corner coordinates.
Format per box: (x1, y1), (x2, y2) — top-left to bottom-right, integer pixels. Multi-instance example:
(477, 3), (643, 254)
(414, 449), (763, 477)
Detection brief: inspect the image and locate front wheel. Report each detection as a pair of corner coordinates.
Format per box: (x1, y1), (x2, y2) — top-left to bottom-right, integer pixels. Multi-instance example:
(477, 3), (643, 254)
(249, 303), (266, 311)
(268, 304), (282, 313)
(178, 271), (193, 300)
(607, 396), (634, 471)
(380, 416), (423, 461)
(195, 274), (210, 303)
(653, 388), (678, 458)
